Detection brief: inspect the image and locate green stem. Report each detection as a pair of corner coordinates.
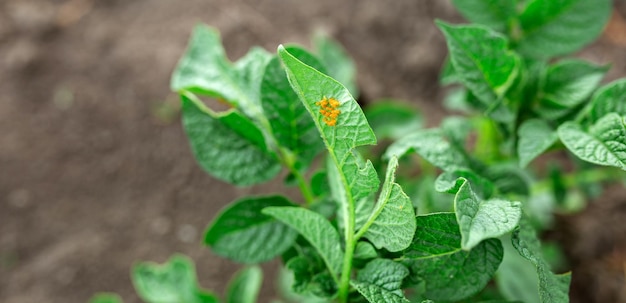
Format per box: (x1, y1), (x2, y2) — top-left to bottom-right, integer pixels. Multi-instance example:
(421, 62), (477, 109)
(338, 231), (356, 303)
(292, 168), (314, 204)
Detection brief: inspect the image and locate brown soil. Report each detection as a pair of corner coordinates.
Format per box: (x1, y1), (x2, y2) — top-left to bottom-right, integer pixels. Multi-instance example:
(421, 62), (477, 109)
(0, 1), (624, 302)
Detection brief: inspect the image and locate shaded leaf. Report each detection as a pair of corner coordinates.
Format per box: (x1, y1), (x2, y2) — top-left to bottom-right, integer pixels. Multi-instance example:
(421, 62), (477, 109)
(512, 219), (571, 303)
(204, 195), (298, 264)
(589, 79), (626, 122)
(518, 119), (558, 167)
(181, 93), (281, 186)
(516, 0), (612, 58)
(537, 60), (607, 120)
(385, 128), (470, 171)
(354, 241), (378, 260)
(496, 235), (541, 303)
(402, 213), (503, 301)
(365, 101), (423, 140)
(260, 48), (325, 168)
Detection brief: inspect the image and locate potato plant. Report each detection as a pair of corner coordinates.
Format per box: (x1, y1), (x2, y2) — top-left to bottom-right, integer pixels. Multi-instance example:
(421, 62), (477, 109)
(92, 0), (624, 302)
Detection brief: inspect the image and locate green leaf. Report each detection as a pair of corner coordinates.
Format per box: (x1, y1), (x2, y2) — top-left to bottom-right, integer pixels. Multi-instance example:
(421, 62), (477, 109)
(132, 254), (217, 303)
(171, 25), (271, 120)
(181, 92), (281, 186)
(226, 266), (262, 303)
(352, 259), (410, 303)
(364, 101), (423, 140)
(204, 195), (297, 264)
(314, 34), (359, 97)
(558, 113), (626, 170)
(496, 235), (541, 303)
(285, 247), (337, 298)
(279, 44), (380, 258)
(354, 241), (378, 260)
(402, 213), (503, 301)
(263, 206), (343, 279)
(455, 178), (522, 250)
(359, 157), (416, 252)
(589, 79), (626, 122)
(518, 119), (558, 167)
(484, 164), (531, 197)
(516, 0), (612, 58)
(89, 293), (123, 303)
(451, 0), (517, 32)
(385, 128), (470, 171)
(440, 57), (460, 85)
(436, 21), (520, 116)
(260, 48), (325, 168)
(512, 219), (571, 303)
(537, 60), (607, 120)
(278, 45), (375, 153)
(435, 169), (495, 199)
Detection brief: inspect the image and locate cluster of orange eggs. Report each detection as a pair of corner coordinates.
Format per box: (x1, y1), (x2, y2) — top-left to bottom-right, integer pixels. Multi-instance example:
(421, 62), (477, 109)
(316, 97), (341, 126)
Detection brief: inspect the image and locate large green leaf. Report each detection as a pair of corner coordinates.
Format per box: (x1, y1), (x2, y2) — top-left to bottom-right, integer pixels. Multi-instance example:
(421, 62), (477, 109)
(436, 21), (520, 116)
(558, 113), (626, 170)
(278, 44), (379, 253)
(204, 195), (298, 263)
(260, 47), (325, 168)
(263, 207), (343, 279)
(516, 0), (611, 58)
(402, 213), (503, 302)
(359, 157), (416, 252)
(589, 79), (626, 122)
(512, 219), (571, 303)
(171, 25), (270, 119)
(181, 93), (281, 185)
(537, 60), (607, 120)
(131, 255), (217, 303)
(451, 0), (517, 32)
(314, 34), (359, 97)
(517, 119), (558, 167)
(455, 178), (522, 250)
(352, 259), (410, 303)
(226, 266), (262, 303)
(385, 128), (470, 172)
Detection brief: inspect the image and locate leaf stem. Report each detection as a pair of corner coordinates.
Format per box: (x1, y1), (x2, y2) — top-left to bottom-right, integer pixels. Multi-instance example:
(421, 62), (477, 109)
(338, 230), (356, 303)
(292, 167), (314, 204)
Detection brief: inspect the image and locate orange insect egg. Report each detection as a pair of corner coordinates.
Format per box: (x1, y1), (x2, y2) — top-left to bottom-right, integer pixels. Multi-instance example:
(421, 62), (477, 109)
(316, 97), (341, 126)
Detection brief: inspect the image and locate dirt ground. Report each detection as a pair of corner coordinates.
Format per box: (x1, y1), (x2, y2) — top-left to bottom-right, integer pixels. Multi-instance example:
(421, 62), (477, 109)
(0, 0), (624, 302)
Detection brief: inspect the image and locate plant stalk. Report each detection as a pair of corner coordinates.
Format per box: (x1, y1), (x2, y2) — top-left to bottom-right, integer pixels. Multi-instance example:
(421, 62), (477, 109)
(337, 218), (356, 303)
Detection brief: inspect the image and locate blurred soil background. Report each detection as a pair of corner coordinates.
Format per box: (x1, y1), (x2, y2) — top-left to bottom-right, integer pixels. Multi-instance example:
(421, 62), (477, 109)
(0, 0), (625, 302)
